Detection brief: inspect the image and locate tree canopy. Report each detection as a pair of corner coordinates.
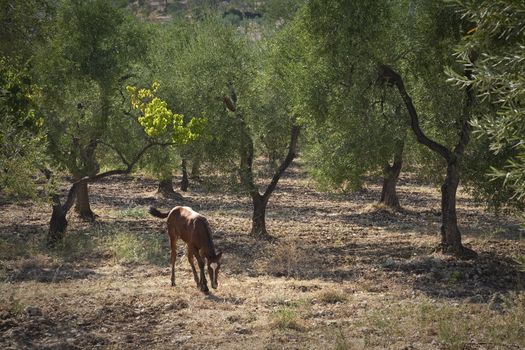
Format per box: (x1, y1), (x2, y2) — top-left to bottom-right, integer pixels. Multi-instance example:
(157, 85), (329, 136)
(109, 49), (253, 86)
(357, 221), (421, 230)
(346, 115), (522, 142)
(0, 0), (523, 255)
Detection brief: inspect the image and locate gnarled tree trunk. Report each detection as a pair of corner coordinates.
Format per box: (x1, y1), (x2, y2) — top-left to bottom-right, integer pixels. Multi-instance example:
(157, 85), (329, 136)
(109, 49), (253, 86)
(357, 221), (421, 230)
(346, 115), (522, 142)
(180, 158), (189, 192)
(380, 143), (404, 209)
(157, 177), (175, 196)
(49, 204), (68, 245)
(247, 125), (300, 238)
(380, 161), (402, 209)
(440, 161), (463, 252)
(74, 182), (95, 220)
(225, 82), (300, 238)
(251, 193), (268, 237)
(48, 184), (78, 247)
(72, 84), (110, 220)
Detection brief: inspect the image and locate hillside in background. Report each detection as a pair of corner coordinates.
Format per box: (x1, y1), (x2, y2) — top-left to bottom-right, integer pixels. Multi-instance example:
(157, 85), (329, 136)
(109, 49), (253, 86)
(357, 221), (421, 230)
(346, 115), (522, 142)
(128, 0), (267, 22)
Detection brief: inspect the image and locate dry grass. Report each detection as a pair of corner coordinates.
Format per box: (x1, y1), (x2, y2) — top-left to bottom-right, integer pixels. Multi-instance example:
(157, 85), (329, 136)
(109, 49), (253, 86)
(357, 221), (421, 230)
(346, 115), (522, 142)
(102, 231), (165, 264)
(270, 307), (306, 331)
(316, 288), (348, 304)
(355, 293), (525, 349)
(0, 167), (524, 349)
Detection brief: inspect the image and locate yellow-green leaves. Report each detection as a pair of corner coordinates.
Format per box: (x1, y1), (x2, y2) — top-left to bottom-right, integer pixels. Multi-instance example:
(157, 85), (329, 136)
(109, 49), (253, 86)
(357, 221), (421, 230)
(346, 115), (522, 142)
(127, 82), (205, 144)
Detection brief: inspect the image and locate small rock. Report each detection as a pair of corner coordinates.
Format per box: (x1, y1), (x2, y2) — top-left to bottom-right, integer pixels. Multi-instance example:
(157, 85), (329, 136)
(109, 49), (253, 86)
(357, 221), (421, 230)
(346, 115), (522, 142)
(164, 299), (189, 311)
(383, 257), (396, 268)
(235, 327), (252, 335)
(25, 306), (42, 317)
(226, 315), (241, 323)
(175, 335), (192, 344)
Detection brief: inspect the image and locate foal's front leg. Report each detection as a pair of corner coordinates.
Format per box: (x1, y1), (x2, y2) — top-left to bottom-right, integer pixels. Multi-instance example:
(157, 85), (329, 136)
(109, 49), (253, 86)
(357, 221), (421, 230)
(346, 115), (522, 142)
(194, 252), (209, 293)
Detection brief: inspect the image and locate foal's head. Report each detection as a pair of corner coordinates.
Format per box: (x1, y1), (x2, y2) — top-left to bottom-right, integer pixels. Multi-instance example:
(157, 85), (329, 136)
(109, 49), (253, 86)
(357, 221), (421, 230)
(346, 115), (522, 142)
(207, 251), (223, 289)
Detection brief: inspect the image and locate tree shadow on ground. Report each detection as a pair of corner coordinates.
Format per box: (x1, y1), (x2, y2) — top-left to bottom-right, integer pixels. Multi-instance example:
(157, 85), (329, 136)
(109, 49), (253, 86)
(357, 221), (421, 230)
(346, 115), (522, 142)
(4, 264), (98, 283)
(382, 250), (525, 302)
(311, 238), (524, 302)
(218, 227), (524, 304)
(1, 297), (165, 349)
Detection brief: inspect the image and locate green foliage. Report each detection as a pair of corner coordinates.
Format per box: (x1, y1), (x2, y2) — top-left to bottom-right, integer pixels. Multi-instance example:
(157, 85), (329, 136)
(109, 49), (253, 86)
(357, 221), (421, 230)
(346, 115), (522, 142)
(297, 1), (411, 189)
(0, 0), (54, 57)
(462, 134), (525, 211)
(0, 58), (47, 198)
(0, 0), (52, 199)
(298, 0), (484, 195)
(51, 0), (146, 85)
(127, 82), (205, 143)
(145, 17), (253, 177)
(34, 0), (150, 180)
(148, 14), (301, 189)
(448, 0), (525, 203)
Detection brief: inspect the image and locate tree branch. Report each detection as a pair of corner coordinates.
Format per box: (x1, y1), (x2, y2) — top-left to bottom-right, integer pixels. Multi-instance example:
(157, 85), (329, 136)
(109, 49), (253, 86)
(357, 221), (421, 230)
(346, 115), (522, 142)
(453, 65), (475, 157)
(98, 140), (131, 167)
(379, 65), (452, 162)
(263, 123), (301, 200)
(58, 140), (173, 213)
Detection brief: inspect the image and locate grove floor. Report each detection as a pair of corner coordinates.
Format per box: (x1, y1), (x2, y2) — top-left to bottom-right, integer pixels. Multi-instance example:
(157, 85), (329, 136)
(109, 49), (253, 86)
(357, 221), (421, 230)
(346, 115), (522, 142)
(1, 163), (524, 349)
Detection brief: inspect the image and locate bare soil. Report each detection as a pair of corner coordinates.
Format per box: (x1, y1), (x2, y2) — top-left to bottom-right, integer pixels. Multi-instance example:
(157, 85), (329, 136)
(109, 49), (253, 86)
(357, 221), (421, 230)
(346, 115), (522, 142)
(1, 163), (524, 349)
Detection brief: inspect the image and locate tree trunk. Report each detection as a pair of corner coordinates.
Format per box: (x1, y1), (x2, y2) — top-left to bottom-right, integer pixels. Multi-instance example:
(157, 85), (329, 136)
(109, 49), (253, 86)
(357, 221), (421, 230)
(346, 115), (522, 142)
(251, 193), (268, 237)
(379, 158), (402, 209)
(379, 164), (401, 209)
(247, 124), (300, 239)
(48, 203), (68, 246)
(180, 159), (189, 191)
(47, 184), (79, 247)
(438, 162), (477, 259)
(157, 177), (175, 196)
(71, 83), (109, 221)
(74, 182), (95, 220)
(191, 158), (201, 179)
(237, 118), (300, 239)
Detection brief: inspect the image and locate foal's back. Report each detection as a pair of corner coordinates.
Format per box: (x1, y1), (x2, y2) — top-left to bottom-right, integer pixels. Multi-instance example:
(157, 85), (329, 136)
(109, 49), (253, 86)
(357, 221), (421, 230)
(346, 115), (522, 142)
(167, 206), (209, 244)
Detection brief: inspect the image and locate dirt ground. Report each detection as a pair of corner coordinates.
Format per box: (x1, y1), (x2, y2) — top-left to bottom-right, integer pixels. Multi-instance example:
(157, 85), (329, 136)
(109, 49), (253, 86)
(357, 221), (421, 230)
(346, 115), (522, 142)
(1, 163), (524, 349)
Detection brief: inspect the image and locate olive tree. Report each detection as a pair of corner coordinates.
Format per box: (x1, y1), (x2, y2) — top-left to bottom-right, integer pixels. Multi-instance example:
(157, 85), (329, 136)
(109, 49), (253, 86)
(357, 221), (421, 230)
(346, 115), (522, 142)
(293, 1), (410, 209)
(35, 0), (148, 220)
(161, 16), (302, 238)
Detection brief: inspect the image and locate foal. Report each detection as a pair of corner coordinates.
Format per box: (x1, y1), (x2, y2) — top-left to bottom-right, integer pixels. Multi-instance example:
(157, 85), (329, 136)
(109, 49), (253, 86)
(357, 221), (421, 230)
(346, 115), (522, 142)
(149, 206), (222, 293)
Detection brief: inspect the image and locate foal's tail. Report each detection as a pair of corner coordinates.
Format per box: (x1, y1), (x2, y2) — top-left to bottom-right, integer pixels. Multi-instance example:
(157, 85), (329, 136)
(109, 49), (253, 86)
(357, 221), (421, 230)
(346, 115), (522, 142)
(149, 207), (169, 219)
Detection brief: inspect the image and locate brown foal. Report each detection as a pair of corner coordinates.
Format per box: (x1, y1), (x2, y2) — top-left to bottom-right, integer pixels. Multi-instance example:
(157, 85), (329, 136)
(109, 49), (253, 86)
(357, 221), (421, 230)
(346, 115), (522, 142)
(149, 206), (222, 293)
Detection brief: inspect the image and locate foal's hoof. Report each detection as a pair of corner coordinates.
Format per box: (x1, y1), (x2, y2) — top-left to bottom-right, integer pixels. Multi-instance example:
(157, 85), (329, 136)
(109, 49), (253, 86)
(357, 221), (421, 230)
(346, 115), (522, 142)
(201, 285), (209, 294)
(171, 282), (176, 287)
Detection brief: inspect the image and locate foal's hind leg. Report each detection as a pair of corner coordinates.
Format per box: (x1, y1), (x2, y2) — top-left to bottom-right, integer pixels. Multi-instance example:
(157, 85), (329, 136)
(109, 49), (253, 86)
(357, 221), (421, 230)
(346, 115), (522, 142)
(169, 237), (177, 286)
(187, 246), (200, 287)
